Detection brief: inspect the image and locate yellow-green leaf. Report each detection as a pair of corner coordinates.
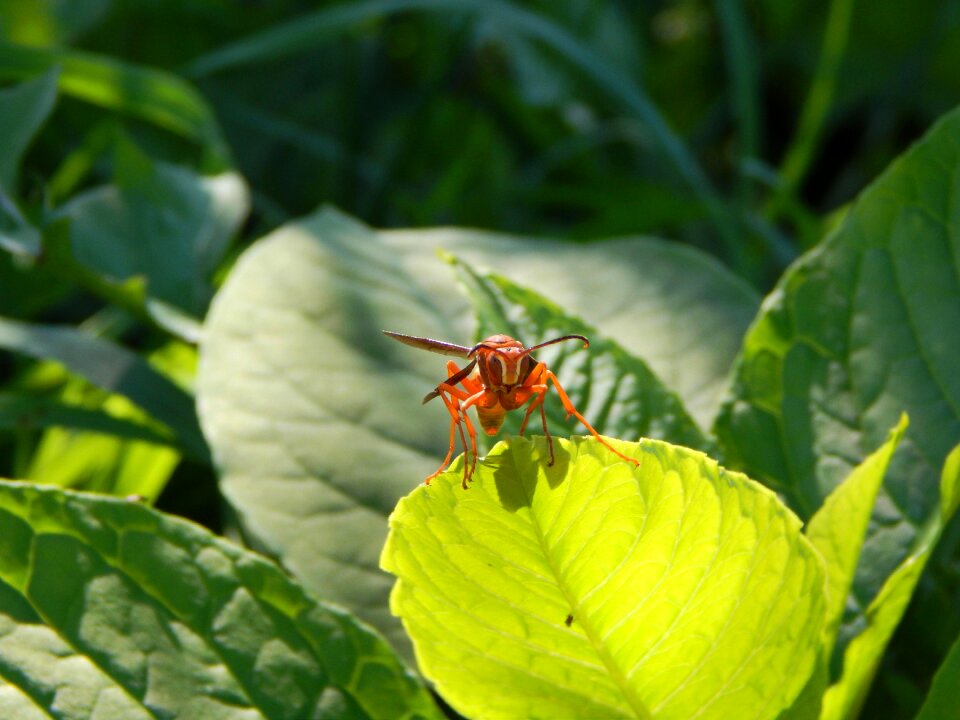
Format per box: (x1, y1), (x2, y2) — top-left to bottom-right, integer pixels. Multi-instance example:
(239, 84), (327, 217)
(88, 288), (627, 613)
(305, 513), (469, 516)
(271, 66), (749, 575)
(382, 436), (827, 720)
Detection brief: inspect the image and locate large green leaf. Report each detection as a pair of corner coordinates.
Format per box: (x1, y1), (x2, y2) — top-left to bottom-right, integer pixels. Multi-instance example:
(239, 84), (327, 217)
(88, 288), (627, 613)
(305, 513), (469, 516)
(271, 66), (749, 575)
(197, 207), (756, 652)
(0, 68), (57, 194)
(57, 139), (249, 315)
(715, 105), (960, 610)
(382, 226), (758, 430)
(0, 479), (441, 720)
(819, 443), (960, 720)
(381, 436), (826, 720)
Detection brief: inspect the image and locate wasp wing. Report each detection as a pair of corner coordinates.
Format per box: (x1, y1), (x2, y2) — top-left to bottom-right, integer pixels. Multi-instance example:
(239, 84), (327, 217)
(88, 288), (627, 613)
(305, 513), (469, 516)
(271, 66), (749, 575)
(421, 359), (478, 404)
(383, 330), (472, 358)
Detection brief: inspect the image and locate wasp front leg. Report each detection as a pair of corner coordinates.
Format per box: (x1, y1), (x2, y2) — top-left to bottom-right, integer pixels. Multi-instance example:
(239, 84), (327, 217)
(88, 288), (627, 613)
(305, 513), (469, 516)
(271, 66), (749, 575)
(429, 378), (484, 489)
(426, 389), (470, 485)
(517, 380), (554, 466)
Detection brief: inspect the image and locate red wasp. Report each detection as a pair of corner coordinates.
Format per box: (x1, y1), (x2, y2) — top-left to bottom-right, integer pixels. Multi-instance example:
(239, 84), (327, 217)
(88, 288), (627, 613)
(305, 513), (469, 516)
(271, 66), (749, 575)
(384, 331), (639, 488)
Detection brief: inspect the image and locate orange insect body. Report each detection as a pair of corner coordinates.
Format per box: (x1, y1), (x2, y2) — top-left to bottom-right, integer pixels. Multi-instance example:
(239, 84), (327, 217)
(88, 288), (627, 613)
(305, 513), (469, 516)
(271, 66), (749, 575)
(384, 330), (639, 489)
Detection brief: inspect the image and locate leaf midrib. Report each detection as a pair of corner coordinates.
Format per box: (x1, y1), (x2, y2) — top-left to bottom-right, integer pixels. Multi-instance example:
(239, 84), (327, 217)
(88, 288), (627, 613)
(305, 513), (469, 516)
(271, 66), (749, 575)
(520, 461), (653, 720)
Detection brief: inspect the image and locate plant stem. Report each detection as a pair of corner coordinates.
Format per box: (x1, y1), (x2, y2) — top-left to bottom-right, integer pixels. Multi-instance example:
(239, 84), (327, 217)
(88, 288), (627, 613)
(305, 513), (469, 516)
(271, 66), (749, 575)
(776, 0), (857, 201)
(714, 0), (761, 203)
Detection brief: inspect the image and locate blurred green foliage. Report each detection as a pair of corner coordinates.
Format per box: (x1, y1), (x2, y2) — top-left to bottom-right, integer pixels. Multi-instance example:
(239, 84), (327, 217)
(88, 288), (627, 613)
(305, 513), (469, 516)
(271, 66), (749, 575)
(1, 1), (959, 718)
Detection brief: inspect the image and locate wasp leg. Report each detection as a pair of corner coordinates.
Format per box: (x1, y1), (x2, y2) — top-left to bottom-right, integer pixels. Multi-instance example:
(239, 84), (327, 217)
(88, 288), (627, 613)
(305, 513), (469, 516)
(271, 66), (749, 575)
(518, 381), (554, 466)
(544, 368), (639, 468)
(425, 389), (469, 484)
(459, 389), (489, 487)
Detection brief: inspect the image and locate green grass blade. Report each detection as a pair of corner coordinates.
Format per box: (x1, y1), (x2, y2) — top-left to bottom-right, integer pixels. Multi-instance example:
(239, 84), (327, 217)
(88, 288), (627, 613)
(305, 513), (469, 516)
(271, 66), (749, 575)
(185, 0), (741, 252)
(775, 0), (857, 202)
(0, 393), (176, 448)
(713, 0), (761, 199)
(0, 317), (208, 461)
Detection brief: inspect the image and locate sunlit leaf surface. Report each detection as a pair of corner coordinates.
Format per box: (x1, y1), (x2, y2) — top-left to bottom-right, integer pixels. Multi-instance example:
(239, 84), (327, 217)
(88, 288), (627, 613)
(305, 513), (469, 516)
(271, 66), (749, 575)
(382, 436), (826, 720)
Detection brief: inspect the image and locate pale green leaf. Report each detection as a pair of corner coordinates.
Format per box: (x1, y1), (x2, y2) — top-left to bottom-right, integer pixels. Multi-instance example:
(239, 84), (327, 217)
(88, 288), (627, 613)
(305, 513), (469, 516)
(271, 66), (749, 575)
(197, 207), (756, 653)
(381, 436), (826, 720)
(0, 479), (441, 720)
(819, 443), (960, 720)
(384, 225), (758, 430)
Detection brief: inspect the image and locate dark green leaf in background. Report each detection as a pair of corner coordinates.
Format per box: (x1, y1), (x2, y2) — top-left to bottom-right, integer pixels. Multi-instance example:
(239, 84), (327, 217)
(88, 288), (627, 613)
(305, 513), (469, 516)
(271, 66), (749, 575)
(0, 392), (175, 448)
(715, 106), (960, 640)
(819, 442), (960, 719)
(56, 137), (249, 316)
(0, 479), (441, 720)
(916, 621), (960, 720)
(0, 67), (58, 195)
(0, 42), (230, 166)
(0, 317), (208, 462)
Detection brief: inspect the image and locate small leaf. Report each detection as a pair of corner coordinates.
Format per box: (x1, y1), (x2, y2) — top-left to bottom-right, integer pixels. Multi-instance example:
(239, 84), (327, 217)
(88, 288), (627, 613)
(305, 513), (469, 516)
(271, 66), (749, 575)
(0, 479), (442, 720)
(0, 68), (58, 194)
(382, 436), (826, 720)
(804, 415), (907, 646)
(57, 139), (249, 315)
(819, 442), (960, 720)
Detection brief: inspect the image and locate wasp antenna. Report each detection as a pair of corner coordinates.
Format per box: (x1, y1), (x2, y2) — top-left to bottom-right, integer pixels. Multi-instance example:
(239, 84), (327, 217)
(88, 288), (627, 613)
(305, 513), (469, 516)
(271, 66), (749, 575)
(522, 334), (589, 356)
